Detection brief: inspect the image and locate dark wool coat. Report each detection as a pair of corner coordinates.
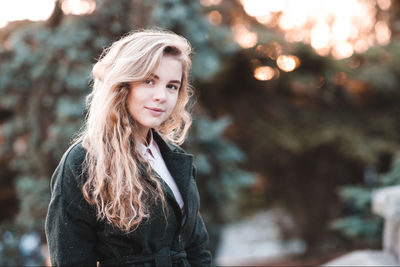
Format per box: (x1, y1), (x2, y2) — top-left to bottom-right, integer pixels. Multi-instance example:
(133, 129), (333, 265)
(45, 131), (211, 266)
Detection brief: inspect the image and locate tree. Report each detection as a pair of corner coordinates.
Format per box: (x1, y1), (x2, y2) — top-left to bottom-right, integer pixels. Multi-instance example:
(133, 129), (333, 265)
(196, 4), (400, 254)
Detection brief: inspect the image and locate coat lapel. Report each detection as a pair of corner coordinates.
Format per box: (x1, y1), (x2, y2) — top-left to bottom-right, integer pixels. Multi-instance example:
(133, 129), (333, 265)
(152, 130), (193, 215)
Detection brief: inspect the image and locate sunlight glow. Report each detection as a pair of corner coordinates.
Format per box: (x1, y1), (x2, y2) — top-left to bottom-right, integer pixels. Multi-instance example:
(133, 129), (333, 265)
(276, 55), (300, 72)
(241, 0), (392, 59)
(200, 0), (222, 7)
(278, 1), (308, 30)
(242, 0), (276, 17)
(232, 24), (258, 49)
(354, 39), (369, 53)
(375, 21), (391, 45)
(0, 0), (96, 28)
(332, 42), (354, 59)
(377, 0), (391, 10)
(0, 0), (56, 28)
(255, 15), (272, 25)
(311, 23), (331, 50)
(208, 10), (222, 25)
(256, 42), (282, 60)
(332, 19), (352, 42)
(254, 66), (276, 81)
(61, 0), (96, 15)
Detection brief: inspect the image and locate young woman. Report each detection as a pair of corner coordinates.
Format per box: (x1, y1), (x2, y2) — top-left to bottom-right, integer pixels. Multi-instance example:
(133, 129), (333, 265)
(45, 29), (211, 266)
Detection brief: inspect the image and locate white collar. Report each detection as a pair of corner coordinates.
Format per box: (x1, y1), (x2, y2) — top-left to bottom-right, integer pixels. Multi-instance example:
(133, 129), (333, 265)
(138, 130), (155, 158)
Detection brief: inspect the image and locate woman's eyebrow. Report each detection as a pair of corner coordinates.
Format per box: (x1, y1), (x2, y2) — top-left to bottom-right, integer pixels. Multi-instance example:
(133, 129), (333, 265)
(170, 80), (181, 84)
(149, 74), (181, 84)
(149, 73), (159, 80)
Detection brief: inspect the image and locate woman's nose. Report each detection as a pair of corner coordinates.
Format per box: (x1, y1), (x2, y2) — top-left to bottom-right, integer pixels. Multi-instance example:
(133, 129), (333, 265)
(153, 86), (166, 102)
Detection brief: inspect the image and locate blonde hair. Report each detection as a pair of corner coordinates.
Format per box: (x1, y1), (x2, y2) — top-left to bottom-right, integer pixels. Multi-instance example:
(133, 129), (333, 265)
(79, 29), (193, 232)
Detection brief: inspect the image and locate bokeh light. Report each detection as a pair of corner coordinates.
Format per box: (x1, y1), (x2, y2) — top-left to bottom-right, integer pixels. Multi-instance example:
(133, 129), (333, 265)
(256, 42), (282, 60)
(232, 24), (258, 49)
(200, 0), (222, 7)
(377, 0), (391, 10)
(241, 0), (392, 59)
(208, 10), (222, 26)
(0, 0), (96, 28)
(310, 23), (331, 50)
(254, 66), (276, 81)
(332, 42), (354, 59)
(0, 0), (56, 28)
(375, 21), (391, 45)
(61, 0), (96, 15)
(276, 55), (300, 72)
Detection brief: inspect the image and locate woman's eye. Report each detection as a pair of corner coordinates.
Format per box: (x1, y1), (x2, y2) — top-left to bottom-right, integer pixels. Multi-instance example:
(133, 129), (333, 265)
(144, 79), (154, 85)
(167, 84), (179, 90)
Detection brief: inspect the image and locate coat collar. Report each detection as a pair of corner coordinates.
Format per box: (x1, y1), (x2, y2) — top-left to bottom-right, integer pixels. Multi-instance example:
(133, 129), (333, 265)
(151, 129), (194, 209)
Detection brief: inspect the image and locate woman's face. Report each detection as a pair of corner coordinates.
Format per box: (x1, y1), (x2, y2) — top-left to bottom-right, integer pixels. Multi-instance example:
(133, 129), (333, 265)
(127, 55), (182, 140)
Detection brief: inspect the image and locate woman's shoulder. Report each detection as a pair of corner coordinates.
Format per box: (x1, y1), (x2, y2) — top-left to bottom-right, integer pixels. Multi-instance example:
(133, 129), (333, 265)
(49, 140), (96, 220)
(167, 143), (186, 154)
(61, 140), (87, 167)
(52, 140), (88, 188)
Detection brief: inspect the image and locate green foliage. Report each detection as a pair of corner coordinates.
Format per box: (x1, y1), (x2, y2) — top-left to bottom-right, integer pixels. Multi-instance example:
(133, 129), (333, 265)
(196, 32), (400, 251)
(190, 116), (254, 205)
(381, 154), (400, 186)
(331, 154), (400, 246)
(330, 215), (382, 243)
(0, 16), (100, 264)
(14, 176), (50, 230)
(330, 185), (383, 245)
(0, 225), (43, 265)
(149, 0), (237, 79)
(338, 186), (372, 210)
(184, 115), (254, 252)
(351, 42), (400, 92)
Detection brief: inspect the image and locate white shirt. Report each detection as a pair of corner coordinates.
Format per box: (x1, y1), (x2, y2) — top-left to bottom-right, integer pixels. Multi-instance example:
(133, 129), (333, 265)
(138, 132), (185, 213)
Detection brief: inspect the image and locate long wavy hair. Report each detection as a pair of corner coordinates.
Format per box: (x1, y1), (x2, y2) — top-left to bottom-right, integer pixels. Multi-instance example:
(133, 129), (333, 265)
(78, 29), (193, 232)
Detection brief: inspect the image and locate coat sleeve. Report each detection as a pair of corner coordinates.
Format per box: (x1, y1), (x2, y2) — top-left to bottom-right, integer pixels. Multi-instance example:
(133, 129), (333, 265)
(185, 165), (212, 266)
(45, 144), (98, 266)
(185, 212), (212, 266)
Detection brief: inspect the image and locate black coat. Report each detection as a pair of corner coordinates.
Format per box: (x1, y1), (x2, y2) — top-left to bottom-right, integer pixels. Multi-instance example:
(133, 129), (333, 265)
(45, 131), (211, 266)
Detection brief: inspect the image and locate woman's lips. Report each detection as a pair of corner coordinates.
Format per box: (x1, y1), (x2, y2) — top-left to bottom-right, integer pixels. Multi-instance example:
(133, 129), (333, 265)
(145, 107), (164, 116)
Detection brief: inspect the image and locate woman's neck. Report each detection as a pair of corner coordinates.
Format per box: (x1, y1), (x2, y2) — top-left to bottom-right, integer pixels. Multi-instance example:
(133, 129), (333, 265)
(137, 127), (151, 146)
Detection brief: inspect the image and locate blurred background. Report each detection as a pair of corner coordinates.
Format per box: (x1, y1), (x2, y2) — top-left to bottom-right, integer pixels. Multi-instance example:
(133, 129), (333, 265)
(0, 0), (400, 265)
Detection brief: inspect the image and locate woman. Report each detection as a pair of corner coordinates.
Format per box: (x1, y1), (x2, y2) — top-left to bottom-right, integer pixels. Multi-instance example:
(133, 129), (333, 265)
(45, 29), (211, 266)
